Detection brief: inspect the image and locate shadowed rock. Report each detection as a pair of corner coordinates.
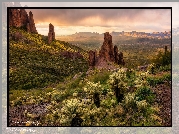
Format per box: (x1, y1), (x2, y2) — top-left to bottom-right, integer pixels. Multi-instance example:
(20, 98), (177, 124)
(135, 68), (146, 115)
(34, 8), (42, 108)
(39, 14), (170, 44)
(114, 45), (119, 64)
(88, 50), (96, 66)
(27, 11), (37, 33)
(118, 52), (125, 65)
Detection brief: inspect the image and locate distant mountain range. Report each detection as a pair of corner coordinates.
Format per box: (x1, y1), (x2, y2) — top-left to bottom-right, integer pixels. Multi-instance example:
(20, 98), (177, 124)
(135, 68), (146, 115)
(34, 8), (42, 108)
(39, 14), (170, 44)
(62, 31), (171, 39)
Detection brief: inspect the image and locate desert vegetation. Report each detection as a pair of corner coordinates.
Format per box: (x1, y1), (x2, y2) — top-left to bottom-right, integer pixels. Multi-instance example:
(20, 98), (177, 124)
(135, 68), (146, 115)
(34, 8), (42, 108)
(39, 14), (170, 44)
(9, 26), (171, 126)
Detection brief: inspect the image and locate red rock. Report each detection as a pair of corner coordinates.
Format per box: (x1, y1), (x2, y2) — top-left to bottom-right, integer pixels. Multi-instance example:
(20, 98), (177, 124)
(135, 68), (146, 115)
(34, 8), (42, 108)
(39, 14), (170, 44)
(114, 45), (119, 64)
(9, 9), (37, 33)
(118, 52), (125, 65)
(48, 23), (55, 44)
(19, 9), (28, 28)
(99, 32), (115, 62)
(9, 9), (21, 27)
(27, 11), (37, 33)
(88, 50), (96, 66)
(88, 32), (125, 68)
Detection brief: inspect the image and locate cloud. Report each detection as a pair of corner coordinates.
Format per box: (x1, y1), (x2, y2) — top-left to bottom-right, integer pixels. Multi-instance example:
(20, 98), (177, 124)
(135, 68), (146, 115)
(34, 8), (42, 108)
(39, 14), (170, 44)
(26, 9), (171, 28)
(20, 8), (171, 35)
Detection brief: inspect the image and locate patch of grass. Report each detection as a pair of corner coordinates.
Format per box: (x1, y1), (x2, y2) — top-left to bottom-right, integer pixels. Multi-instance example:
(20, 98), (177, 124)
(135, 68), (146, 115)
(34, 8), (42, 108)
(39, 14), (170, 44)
(88, 70), (111, 84)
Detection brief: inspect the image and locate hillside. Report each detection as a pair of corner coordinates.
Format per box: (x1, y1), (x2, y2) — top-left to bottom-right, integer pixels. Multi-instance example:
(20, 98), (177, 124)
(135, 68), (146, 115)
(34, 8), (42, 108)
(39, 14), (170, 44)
(8, 9), (171, 127)
(9, 27), (89, 90)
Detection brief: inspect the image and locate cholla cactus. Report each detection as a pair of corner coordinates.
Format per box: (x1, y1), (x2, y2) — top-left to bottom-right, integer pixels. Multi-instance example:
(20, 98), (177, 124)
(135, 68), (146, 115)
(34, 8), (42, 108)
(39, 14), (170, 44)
(108, 68), (128, 92)
(147, 63), (156, 74)
(84, 81), (102, 94)
(136, 100), (148, 110)
(61, 98), (81, 115)
(108, 68), (129, 103)
(83, 81), (103, 107)
(124, 93), (136, 108)
(59, 98), (85, 125)
(134, 71), (149, 88)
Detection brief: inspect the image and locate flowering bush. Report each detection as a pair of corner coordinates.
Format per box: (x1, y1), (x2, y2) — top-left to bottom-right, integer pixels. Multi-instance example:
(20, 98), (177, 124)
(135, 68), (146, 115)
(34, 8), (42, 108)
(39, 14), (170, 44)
(108, 68), (137, 103)
(84, 81), (103, 94)
(134, 71), (149, 88)
(108, 68), (128, 91)
(124, 93), (136, 108)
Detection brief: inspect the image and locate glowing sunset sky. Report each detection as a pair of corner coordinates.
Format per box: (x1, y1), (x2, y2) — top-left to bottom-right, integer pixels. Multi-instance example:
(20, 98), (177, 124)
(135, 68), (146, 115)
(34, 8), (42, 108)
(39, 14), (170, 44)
(24, 8), (171, 36)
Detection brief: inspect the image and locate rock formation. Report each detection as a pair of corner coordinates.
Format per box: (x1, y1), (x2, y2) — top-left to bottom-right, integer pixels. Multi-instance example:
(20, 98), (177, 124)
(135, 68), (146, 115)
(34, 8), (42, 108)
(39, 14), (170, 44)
(20, 9), (28, 25)
(27, 11), (37, 33)
(48, 23), (55, 44)
(88, 32), (125, 67)
(9, 9), (21, 27)
(9, 9), (37, 33)
(99, 32), (115, 62)
(118, 52), (125, 65)
(88, 50), (96, 66)
(114, 45), (119, 64)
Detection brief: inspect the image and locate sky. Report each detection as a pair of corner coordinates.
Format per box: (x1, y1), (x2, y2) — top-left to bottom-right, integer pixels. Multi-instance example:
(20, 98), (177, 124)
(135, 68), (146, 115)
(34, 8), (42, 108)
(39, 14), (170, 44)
(18, 2), (175, 36)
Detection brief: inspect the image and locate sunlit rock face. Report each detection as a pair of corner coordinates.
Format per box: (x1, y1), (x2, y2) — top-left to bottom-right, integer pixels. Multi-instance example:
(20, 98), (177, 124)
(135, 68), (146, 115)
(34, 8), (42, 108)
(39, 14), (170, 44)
(99, 32), (115, 62)
(9, 9), (37, 34)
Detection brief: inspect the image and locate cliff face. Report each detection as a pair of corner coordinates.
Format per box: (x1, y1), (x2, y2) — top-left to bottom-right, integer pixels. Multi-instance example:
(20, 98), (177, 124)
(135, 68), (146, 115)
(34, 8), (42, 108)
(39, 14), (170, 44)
(9, 9), (37, 33)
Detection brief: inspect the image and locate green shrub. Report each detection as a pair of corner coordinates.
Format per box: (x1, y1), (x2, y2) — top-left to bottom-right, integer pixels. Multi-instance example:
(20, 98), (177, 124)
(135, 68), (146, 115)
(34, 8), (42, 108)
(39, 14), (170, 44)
(146, 73), (171, 86)
(135, 86), (155, 104)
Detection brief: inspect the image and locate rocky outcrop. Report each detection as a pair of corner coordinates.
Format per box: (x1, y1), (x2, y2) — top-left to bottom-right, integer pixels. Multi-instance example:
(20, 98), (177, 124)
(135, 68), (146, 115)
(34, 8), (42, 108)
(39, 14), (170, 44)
(99, 32), (115, 62)
(88, 50), (96, 66)
(27, 11), (37, 33)
(9, 9), (21, 27)
(88, 32), (125, 68)
(118, 52), (125, 65)
(48, 23), (55, 44)
(9, 9), (37, 33)
(114, 45), (119, 64)
(20, 9), (28, 25)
